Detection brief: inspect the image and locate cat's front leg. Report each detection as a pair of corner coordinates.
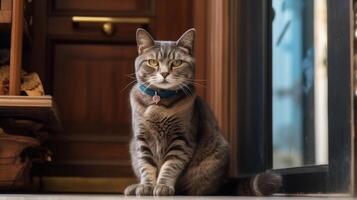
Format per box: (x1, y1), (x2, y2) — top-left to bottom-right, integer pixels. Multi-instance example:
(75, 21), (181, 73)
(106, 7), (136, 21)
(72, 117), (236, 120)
(125, 157), (157, 196)
(124, 135), (158, 196)
(154, 149), (192, 196)
(124, 163), (157, 196)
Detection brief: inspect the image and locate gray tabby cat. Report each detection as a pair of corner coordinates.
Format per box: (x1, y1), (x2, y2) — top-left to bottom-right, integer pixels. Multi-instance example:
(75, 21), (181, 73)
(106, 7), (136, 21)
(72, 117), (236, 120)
(124, 28), (282, 196)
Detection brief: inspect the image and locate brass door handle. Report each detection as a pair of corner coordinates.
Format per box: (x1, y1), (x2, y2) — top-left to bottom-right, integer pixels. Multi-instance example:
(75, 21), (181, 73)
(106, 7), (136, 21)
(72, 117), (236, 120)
(72, 16), (151, 36)
(71, 16), (151, 24)
(102, 22), (114, 36)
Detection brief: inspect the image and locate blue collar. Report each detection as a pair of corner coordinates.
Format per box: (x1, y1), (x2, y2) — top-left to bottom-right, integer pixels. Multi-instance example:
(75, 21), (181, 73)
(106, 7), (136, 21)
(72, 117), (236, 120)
(138, 84), (187, 99)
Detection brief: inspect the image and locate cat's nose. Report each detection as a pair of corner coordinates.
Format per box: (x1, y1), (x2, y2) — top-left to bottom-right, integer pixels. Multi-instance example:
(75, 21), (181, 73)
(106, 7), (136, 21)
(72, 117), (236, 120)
(161, 72), (169, 78)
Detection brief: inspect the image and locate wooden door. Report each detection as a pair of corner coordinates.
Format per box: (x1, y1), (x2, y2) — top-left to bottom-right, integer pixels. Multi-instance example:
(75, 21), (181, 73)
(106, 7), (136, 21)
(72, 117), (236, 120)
(30, 0), (193, 193)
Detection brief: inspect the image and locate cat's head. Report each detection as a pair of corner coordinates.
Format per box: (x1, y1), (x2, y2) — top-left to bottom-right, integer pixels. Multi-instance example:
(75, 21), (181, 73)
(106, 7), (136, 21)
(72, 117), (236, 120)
(135, 28), (195, 90)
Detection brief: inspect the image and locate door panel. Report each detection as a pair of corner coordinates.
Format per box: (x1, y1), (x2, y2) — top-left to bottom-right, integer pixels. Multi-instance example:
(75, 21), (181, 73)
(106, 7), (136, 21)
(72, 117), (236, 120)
(53, 44), (135, 128)
(47, 44), (136, 178)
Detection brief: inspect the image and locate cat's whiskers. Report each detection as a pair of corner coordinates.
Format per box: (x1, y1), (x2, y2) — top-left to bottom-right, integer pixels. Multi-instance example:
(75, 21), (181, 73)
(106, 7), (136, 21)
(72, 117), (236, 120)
(185, 84), (194, 96)
(178, 84), (190, 97)
(125, 75), (137, 80)
(180, 83), (193, 96)
(121, 79), (137, 92)
(186, 80), (206, 88)
(177, 85), (185, 95)
(188, 79), (207, 82)
(144, 81), (154, 90)
(125, 73), (137, 79)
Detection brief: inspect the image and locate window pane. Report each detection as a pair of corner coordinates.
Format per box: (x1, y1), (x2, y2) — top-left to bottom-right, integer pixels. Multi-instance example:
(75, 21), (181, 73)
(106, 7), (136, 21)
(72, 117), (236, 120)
(272, 0), (328, 169)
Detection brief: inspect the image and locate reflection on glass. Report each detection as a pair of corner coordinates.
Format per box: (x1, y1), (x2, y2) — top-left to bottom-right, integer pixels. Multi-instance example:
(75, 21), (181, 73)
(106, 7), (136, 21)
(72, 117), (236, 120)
(272, 0), (328, 169)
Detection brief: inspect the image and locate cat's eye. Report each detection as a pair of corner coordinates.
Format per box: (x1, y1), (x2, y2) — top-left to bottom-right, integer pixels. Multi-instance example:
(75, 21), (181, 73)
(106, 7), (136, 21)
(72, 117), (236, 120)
(147, 59), (159, 68)
(172, 60), (183, 68)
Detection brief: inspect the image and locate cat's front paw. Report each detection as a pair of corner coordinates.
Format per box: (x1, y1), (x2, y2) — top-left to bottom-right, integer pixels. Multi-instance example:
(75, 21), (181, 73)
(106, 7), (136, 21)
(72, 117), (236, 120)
(136, 184), (155, 196)
(124, 184), (138, 196)
(153, 184), (175, 196)
(124, 183), (154, 196)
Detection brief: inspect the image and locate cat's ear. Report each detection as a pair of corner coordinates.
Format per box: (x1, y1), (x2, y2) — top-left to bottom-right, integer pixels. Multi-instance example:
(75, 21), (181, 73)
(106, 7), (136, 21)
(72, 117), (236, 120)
(177, 28), (196, 54)
(136, 28), (155, 54)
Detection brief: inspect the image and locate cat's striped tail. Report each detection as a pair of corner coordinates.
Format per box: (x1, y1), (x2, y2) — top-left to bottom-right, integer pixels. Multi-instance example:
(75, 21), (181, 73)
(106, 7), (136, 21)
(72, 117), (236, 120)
(238, 171), (282, 196)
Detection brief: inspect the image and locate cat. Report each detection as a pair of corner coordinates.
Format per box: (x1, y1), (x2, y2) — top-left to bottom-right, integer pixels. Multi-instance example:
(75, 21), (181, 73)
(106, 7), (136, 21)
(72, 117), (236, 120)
(124, 28), (282, 196)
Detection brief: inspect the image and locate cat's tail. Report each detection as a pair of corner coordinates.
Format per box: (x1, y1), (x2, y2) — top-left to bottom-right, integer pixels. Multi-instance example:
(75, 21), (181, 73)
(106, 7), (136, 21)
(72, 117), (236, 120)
(238, 171), (282, 196)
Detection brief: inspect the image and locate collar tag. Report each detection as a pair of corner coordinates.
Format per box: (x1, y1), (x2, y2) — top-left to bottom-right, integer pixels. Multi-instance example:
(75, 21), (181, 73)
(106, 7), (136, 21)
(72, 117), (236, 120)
(152, 91), (161, 104)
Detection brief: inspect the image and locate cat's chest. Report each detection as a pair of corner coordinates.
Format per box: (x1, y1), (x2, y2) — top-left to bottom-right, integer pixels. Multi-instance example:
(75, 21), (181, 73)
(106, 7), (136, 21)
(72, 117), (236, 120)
(141, 115), (186, 159)
(139, 103), (192, 123)
(145, 115), (184, 135)
(139, 105), (186, 136)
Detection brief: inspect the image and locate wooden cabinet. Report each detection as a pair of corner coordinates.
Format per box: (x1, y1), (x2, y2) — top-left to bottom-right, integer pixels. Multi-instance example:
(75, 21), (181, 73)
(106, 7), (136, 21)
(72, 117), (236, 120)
(31, 0), (193, 193)
(0, 0), (59, 130)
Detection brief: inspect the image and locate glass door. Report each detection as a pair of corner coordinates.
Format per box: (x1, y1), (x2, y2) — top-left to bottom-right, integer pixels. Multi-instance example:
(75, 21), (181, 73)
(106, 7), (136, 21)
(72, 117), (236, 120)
(270, 0), (353, 193)
(233, 0), (354, 194)
(272, 0), (328, 169)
